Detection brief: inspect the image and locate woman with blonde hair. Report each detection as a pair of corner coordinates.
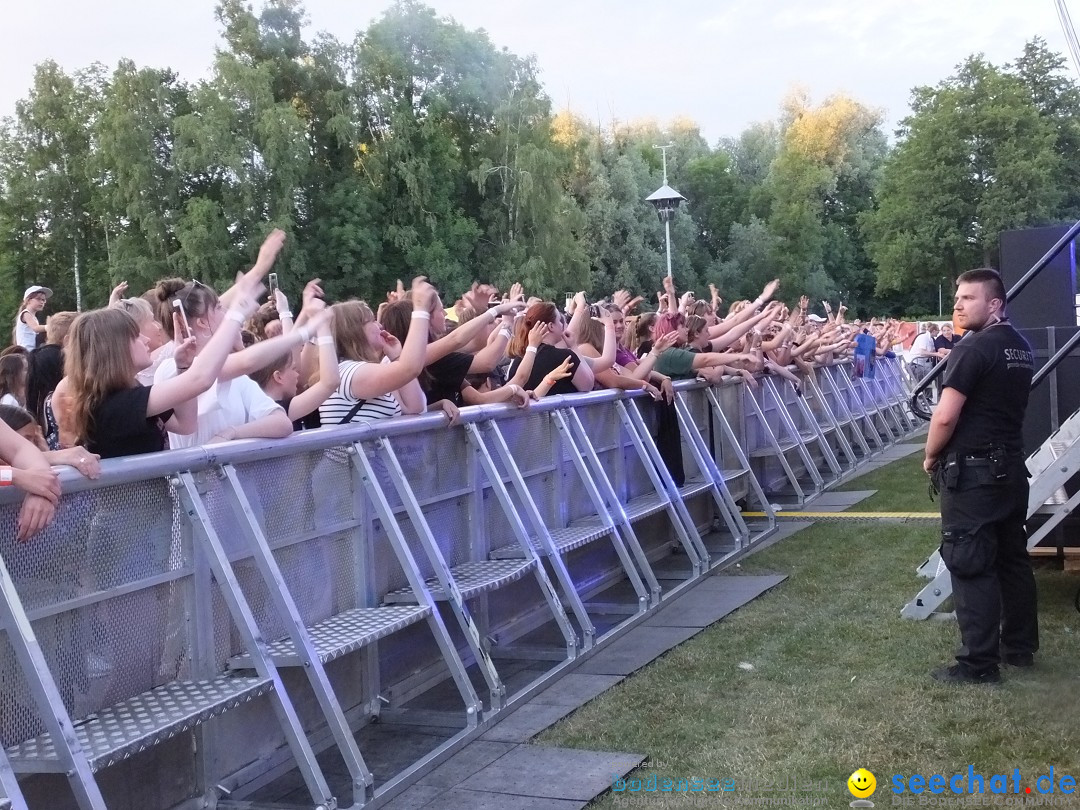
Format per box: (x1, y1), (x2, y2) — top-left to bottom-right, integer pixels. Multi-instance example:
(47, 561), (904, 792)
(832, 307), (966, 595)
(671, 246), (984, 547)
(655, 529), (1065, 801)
(112, 297), (169, 385)
(319, 278), (435, 426)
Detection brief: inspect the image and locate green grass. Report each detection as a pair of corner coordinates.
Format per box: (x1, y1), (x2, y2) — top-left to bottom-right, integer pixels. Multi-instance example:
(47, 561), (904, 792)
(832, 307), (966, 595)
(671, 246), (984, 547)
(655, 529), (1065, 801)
(539, 447), (1080, 808)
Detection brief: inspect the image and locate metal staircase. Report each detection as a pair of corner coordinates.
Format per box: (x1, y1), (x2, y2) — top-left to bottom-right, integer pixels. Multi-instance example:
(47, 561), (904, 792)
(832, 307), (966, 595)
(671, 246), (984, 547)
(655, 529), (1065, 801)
(902, 406), (1080, 619)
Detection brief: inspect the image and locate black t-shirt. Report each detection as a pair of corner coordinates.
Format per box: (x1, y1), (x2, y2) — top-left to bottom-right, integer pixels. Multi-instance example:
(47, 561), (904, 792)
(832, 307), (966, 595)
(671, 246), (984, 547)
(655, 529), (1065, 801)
(425, 351), (474, 406)
(86, 385), (174, 459)
(942, 322), (1033, 456)
(934, 334), (957, 351)
(278, 397), (322, 432)
(507, 344), (582, 396)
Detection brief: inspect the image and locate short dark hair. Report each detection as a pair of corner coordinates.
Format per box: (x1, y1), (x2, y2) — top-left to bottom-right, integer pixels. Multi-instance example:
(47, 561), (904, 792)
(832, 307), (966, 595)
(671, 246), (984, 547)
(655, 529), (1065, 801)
(956, 268), (1007, 304)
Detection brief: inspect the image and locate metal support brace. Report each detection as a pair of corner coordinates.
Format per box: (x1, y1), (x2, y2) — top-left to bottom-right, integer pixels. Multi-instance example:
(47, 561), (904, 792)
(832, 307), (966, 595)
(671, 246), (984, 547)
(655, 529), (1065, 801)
(672, 392), (749, 564)
(467, 420), (597, 651)
(786, 378), (845, 482)
(834, 367), (886, 453)
(0, 554), (103, 809)
(762, 377), (827, 492)
(616, 399), (707, 574)
(803, 373), (858, 473)
(218, 465), (375, 804)
(365, 439), (506, 713)
(702, 388), (777, 535)
(559, 407), (662, 608)
(741, 383), (807, 506)
(176, 473), (337, 810)
(0, 746), (28, 810)
(348, 445), (482, 721)
(820, 366), (873, 460)
(462, 422), (581, 657)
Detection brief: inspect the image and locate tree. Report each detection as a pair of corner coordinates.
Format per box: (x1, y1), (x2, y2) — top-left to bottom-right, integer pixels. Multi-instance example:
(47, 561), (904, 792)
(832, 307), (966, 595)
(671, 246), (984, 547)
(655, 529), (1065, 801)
(864, 55), (1062, 295)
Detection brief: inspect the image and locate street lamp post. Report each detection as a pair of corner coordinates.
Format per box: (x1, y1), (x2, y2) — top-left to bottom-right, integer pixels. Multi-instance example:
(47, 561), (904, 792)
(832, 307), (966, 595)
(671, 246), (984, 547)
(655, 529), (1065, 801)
(646, 144), (686, 282)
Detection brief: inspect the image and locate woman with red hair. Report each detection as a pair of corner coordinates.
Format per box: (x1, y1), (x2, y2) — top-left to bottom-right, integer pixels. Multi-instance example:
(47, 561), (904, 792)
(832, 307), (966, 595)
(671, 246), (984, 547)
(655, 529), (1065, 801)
(506, 302), (594, 395)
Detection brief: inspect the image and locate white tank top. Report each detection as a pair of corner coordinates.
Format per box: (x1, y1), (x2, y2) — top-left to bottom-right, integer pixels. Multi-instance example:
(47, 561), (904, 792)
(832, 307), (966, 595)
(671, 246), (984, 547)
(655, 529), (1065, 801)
(14, 310), (37, 351)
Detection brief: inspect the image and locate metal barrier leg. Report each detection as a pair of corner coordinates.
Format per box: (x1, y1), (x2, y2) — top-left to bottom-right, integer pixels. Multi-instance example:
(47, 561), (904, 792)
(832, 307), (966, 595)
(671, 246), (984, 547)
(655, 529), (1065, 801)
(0, 554), (105, 810)
(463, 422), (582, 658)
(177, 473), (337, 810)
(703, 387), (777, 539)
(617, 399), (707, 577)
(469, 420), (598, 651)
(0, 745), (28, 810)
(369, 439), (508, 713)
(803, 373), (858, 473)
(762, 378), (826, 494)
(560, 407), (663, 608)
(672, 392), (748, 566)
(218, 465), (376, 805)
(742, 383), (807, 506)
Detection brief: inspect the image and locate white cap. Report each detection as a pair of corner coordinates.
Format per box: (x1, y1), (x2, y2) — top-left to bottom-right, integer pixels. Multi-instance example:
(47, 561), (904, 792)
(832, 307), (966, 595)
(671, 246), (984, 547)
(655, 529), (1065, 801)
(23, 285), (52, 300)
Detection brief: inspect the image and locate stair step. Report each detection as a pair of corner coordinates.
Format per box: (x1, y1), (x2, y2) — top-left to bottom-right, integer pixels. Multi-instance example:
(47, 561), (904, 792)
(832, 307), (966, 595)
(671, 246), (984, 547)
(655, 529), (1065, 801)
(679, 480), (714, 499)
(6, 676), (272, 774)
(624, 493), (670, 520)
(489, 520), (612, 558)
(228, 605), (432, 668)
(383, 559), (536, 603)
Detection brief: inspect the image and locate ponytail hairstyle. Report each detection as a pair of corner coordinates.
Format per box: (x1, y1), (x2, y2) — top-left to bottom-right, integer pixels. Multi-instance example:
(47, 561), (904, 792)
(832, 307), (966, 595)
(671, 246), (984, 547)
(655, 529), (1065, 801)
(508, 302), (557, 358)
(65, 309), (141, 446)
(154, 278), (219, 340)
(626, 312), (657, 355)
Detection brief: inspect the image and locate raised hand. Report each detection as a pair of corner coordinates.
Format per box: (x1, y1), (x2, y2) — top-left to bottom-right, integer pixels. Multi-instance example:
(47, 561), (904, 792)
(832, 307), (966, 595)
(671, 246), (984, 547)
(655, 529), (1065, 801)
(410, 276), (435, 311)
(302, 278), (324, 309)
(109, 281), (129, 305)
(761, 278), (780, 301)
(380, 329), (403, 360)
(508, 282), (524, 303)
(528, 322), (550, 348)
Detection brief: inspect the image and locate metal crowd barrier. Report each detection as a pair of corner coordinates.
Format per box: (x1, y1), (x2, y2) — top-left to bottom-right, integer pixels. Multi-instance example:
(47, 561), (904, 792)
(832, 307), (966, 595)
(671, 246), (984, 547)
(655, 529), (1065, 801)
(0, 358), (915, 810)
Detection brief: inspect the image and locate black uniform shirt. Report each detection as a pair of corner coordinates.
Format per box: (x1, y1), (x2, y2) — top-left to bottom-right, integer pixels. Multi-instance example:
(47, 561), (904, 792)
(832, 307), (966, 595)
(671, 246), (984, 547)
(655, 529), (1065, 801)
(942, 321), (1033, 456)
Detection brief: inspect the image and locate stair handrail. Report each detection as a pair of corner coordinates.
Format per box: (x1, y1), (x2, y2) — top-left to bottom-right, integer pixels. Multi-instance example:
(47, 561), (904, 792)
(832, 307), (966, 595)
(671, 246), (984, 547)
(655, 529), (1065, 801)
(909, 218), (1080, 420)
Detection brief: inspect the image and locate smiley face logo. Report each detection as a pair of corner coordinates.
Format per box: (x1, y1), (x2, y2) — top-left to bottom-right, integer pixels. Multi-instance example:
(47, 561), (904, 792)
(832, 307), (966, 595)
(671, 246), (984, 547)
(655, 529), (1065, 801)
(848, 768), (876, 798)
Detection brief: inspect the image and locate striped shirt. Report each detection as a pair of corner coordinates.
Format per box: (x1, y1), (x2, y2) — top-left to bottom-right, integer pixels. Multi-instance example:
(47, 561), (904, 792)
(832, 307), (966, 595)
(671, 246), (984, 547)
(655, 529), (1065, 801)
(319, 360), (402, 426)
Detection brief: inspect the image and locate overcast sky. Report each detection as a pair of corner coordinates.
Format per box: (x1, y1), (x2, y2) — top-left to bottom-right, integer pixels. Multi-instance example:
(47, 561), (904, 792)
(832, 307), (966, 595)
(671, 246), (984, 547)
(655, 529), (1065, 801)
(0, 0), (1071, 143)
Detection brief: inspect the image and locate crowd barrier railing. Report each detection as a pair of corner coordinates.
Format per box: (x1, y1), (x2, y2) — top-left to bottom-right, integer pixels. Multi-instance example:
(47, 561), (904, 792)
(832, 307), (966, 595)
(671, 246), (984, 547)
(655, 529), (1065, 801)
(0, 358), (916, 810)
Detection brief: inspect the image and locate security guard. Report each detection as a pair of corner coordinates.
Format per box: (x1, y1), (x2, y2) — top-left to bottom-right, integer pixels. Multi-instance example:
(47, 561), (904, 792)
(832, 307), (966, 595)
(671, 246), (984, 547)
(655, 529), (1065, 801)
(923, 268), (1037, 684)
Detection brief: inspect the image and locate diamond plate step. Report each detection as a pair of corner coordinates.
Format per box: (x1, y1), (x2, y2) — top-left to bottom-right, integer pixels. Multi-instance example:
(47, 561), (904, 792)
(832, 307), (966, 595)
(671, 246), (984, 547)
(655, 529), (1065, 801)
(489, 521), (612, 559)
(228, 605), (432, 669)
(6, 676), (272, 774)
(382, 559), (536, 604)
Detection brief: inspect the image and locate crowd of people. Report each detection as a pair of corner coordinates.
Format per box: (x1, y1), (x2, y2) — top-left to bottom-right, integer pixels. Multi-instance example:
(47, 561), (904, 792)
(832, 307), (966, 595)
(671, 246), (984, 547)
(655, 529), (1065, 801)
(0, 230), (904, 541)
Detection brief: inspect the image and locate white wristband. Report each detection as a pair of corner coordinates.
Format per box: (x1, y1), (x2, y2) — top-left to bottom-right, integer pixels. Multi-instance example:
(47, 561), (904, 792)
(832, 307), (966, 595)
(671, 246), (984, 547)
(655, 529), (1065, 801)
(296, 326), (312, 343)
(498, 328), (512, 341)
(411, 310), (430, 321)
(526, 345), (538, 354)
(316, 335), (334, 346)
(226, 309), (246, 325)
(488, 308), (499, 321)
(278, 310), (294, 320)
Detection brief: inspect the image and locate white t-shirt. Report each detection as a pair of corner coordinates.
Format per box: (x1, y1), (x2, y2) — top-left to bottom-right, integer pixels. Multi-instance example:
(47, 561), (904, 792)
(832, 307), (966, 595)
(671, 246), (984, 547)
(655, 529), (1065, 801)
(319, 360), (402, 426)
(0, 393), (20, 408)
(911, 331), (936, 360)
(154, 358), (285, 448)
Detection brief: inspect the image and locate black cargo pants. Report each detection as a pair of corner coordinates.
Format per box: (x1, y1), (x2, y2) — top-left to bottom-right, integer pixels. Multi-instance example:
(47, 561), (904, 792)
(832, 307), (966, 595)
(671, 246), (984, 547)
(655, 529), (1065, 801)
(938, 456), (1039, 672)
